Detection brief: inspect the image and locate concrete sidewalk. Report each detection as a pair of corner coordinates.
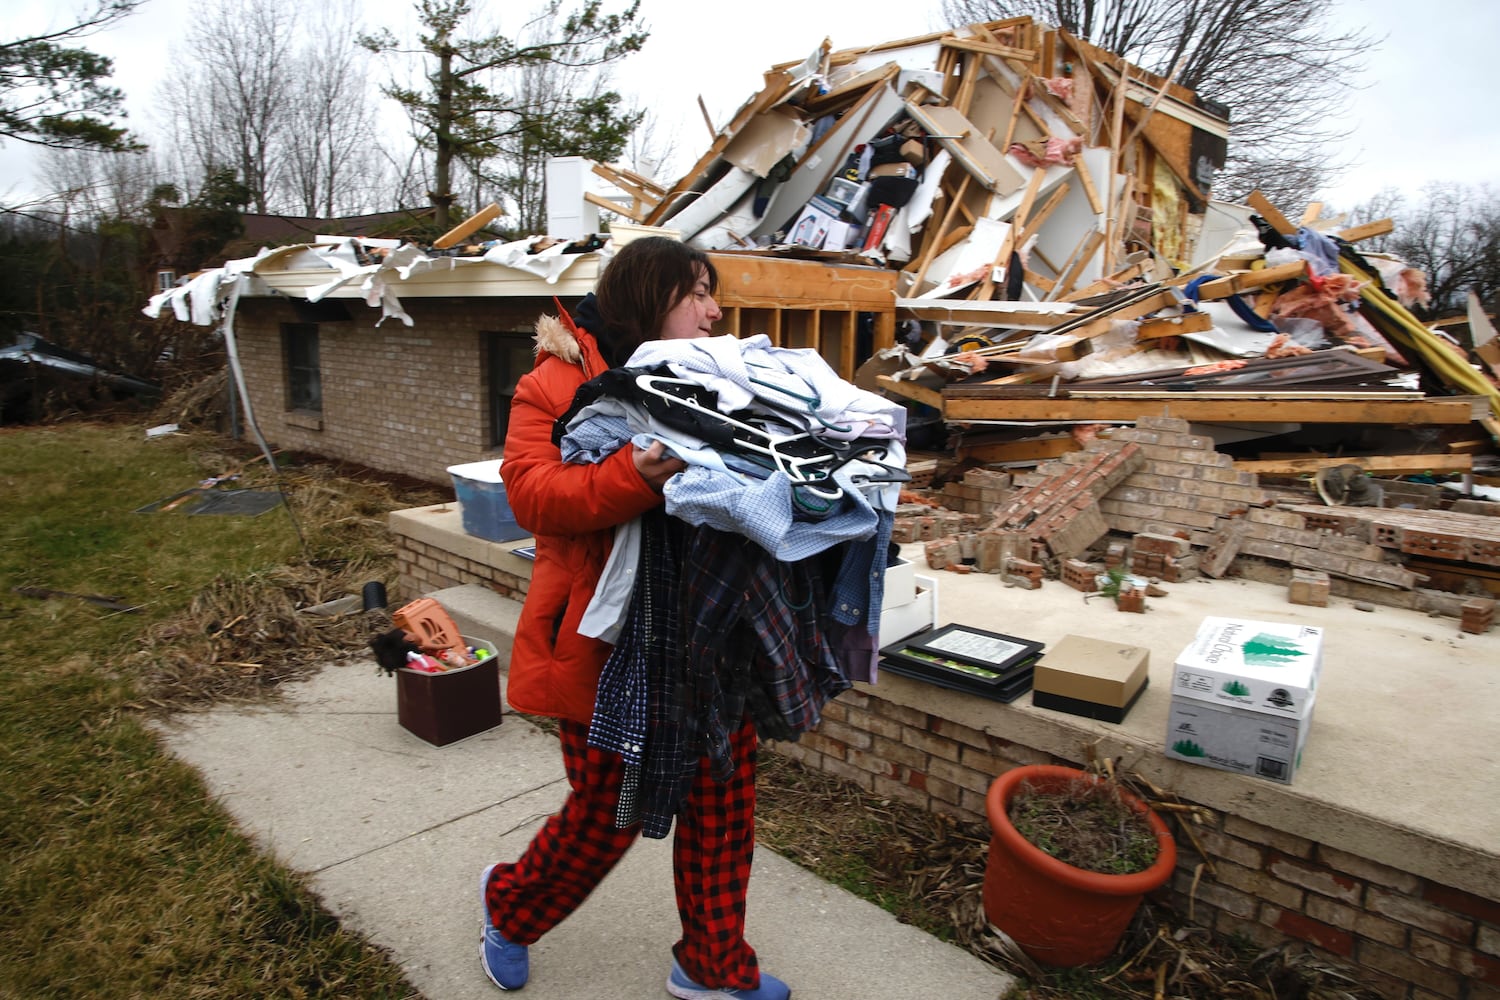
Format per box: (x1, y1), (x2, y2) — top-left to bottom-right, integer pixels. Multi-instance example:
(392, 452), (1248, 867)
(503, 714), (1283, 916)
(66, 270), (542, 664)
(152, 655), (1015, 999)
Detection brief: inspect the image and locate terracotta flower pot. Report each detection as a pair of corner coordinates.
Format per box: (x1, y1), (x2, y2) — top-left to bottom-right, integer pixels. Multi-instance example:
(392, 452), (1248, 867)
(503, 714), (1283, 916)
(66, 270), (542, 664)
(983, 764), (1176, 967)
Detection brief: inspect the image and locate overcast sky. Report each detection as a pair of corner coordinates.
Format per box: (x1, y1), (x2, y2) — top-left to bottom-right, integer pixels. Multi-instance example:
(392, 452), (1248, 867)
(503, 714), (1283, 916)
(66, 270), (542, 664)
(5, 0), (1497, 215)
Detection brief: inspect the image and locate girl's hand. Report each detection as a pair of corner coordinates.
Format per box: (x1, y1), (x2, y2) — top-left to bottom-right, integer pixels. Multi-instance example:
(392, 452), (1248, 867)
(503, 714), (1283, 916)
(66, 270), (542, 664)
(632, 439), (686, 491)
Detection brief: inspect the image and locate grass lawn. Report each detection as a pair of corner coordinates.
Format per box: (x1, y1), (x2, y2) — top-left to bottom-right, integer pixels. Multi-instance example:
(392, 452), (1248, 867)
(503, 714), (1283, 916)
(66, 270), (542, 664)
(0, 423), (423, 998)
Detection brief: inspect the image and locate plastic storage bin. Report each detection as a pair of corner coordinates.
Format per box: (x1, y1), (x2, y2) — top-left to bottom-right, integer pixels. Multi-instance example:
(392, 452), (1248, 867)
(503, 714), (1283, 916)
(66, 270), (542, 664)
(397, 636), (503, 746)
(447, 461), (530, 542)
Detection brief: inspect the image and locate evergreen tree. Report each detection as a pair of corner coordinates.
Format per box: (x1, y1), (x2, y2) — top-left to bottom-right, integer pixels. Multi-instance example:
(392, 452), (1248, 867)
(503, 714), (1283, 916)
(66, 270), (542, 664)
(0, 2), (147, 153)
(361, 0), (647, 230)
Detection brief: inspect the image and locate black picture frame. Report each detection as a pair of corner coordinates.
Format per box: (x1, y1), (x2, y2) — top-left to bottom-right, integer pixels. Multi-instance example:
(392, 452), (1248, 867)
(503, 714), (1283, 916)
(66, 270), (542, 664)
(899, 623), (1043, 671)
(879, 655), (1036, 702)
(878, 624), (1045, 700)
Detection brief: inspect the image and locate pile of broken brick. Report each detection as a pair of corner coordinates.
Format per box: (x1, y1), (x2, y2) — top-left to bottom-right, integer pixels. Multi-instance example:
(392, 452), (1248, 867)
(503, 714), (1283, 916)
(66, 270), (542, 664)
(894, 416), (1498, 633)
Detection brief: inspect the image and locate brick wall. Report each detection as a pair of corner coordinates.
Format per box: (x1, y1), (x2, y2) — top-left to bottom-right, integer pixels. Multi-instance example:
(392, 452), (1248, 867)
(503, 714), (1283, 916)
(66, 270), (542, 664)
(390, 514), (1500, 1000)
(235, 296), (558, 484)
(769, 685), (1500, 1000)
(393, 531), (528, 605)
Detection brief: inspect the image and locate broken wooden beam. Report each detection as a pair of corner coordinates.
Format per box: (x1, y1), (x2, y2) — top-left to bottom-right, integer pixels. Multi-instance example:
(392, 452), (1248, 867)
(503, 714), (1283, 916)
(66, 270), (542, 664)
(1233, 455), (1475, 476)
(940, 395), (1485, 425)
(1193, 260), (1308, 299)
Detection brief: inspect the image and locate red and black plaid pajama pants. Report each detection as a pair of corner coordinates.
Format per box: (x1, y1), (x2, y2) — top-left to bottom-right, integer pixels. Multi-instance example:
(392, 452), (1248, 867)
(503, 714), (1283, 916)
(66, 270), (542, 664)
(483, 716), (762, 991)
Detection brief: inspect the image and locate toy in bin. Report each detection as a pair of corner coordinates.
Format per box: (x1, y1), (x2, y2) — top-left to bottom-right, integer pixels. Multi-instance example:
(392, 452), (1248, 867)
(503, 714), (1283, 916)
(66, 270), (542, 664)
(372, 597), (503, 746)
(370, 597), (489, 675)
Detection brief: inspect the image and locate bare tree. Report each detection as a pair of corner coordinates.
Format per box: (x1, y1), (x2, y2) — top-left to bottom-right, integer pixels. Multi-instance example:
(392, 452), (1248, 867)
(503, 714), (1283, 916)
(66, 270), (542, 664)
(283, 1), (387, 217)
(1354, 183), (1500, 320)
(38, 145), (161, 221)
(940, 0), (1373, 209)
(157, 0), (297, 214)
(622, 107), (679, 189)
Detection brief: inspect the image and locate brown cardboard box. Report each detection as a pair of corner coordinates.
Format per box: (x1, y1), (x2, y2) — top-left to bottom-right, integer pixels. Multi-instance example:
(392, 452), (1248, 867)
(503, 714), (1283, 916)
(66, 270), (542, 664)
(868, 161), (918, 180)
(1031, 634), (1149, 723)
(396, 637), (503, 746)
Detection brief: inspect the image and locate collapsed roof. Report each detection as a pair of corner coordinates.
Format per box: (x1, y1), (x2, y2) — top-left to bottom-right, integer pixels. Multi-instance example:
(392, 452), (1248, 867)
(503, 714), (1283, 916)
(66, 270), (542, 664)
(585, 16), (1498, 457)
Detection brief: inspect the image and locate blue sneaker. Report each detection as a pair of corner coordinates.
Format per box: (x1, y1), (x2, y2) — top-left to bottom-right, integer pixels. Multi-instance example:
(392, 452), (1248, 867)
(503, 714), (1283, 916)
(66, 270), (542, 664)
(666, 957), (790, 1000)
(479, 863), (529, 990)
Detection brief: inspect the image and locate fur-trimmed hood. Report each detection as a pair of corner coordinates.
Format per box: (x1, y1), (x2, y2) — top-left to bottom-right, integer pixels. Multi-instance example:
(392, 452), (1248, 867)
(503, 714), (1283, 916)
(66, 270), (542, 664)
(533, 312), (583, 365)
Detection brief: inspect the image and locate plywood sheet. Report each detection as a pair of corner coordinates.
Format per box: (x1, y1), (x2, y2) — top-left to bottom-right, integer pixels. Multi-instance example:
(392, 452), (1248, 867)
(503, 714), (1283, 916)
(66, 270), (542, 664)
(904, 102), (1025, 195)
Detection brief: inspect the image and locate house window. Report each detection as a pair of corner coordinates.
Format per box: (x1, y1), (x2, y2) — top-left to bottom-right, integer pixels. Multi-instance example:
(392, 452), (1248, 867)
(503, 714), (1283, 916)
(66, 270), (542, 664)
(282, 323), (322, 413)
(487, 331), (534, 448)
(156, 269), (177, 292)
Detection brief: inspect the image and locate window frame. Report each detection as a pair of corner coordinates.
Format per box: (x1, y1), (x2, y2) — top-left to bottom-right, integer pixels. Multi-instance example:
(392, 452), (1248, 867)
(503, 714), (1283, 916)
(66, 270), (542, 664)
(281, 322), (323, 414)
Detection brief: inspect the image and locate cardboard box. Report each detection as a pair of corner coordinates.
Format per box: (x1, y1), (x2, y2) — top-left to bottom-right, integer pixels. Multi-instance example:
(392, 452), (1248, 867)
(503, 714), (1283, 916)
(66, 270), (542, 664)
(448, 461), (530, 543)
(1172, 617), (1322, 718)
(1031, 634), (1150, 723)
(1165, 696), (1313, 784)
(396, 637), (503, 746)
(789, 195), (863, 250)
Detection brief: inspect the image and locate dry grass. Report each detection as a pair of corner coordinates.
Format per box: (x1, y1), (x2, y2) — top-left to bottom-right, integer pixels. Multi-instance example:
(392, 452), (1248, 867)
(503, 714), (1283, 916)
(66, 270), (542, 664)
(756, 753), (1386, 999)
(125, 444), (445, 710)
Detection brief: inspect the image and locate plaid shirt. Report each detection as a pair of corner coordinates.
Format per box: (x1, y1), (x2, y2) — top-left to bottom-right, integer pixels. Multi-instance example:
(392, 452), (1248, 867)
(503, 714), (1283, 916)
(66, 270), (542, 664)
(588, 513), (850, 838)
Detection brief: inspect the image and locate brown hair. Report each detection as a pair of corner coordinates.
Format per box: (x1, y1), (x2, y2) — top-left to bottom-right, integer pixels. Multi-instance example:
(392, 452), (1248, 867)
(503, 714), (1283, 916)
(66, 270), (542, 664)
(592, 237), (719, 366)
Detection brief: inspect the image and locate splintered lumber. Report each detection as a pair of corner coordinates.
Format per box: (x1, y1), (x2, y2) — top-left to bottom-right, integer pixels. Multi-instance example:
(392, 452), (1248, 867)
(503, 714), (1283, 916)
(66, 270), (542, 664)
(1247, 190), (1298, 236)
(941, 396), (1485, 424)
(942, 34), (1037, 63)
(874, 374), (944, 409)
(904, 101), (1026, 194)
(1042, 286), (1182, 341)
(1064, 254), (1152, 302)
(1193, 261), (1308, 299)
(432, 203), (502, 249)
(801, 61), (901, 118)
(1048, 229), (1106, 301)
(589, 162), (666, 220)
(895, 299), (1079, 330)
(1072, 152), (1104, 214)
(1010, 166), (1047, 233)
(1336, 218), (1395, 243)
(955, 433), (1080, 463)
(1136, 310), (1213, 340)
(1232, 455), (1474, 476)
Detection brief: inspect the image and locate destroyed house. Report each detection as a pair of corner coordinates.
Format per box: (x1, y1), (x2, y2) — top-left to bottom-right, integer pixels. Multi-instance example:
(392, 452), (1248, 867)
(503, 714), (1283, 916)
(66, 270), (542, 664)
(141, 18), (1500, 998)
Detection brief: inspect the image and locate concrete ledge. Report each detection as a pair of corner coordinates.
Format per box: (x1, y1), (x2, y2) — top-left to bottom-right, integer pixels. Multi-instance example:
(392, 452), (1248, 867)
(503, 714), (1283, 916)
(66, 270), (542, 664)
(390, 503), (535, 576)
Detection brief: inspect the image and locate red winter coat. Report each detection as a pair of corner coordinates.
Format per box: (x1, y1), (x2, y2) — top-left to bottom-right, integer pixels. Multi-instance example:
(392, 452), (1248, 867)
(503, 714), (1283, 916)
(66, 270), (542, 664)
(499, 309), (663, 723)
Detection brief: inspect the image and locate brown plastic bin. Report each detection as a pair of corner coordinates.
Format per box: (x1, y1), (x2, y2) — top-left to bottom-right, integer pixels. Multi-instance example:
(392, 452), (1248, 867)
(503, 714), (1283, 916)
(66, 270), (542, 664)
(396, 637), (502, 746)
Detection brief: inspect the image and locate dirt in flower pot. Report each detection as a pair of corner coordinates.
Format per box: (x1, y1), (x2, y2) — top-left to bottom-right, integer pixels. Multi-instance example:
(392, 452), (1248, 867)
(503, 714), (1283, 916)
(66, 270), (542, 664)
(1007, 777), (1160, 875)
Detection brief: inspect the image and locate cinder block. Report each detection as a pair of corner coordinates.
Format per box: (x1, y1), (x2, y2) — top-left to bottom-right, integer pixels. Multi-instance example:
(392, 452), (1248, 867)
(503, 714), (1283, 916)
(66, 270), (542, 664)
(1134, 531), (1193, 557)
(1006, 557), (1044, 588)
